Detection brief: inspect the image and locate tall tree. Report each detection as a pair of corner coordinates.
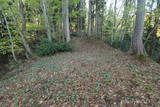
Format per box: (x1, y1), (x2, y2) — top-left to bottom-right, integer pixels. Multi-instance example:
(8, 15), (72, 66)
(87, 0), (92, 36)
(41, 0), (52, 41)
(95, 0), (105, 36)
(88, 0), (95, 36)
(111, 0), (117, 43)
(78, 0), (85, 36)
(62, 0), (70, 42)
(19, 0), (33, 56)
(1, 9), (18, 62)
(130, 0), (146, 54)
(120, 0), (133, 41)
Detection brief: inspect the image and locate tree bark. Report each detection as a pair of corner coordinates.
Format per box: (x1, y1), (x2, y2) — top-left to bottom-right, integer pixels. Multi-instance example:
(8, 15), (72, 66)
(111, 0), (117, 43)
(95, 0), (105, 36)
(95, 1), (100, 36)
(129, 0), (146, 55)
(41, 0), (52, 41)
(62, 0), (70, 42)
(120, 0), (130, 41)
(91, 1), (95, 35)
(78, 0), (85, 37)
(2, 11), (18, 62)
(88, 0), (93, 36)
(19, 0), (33, 56)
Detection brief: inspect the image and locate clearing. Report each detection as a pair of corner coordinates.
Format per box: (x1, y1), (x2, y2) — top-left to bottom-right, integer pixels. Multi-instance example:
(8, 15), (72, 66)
(0, 37), (160, 107)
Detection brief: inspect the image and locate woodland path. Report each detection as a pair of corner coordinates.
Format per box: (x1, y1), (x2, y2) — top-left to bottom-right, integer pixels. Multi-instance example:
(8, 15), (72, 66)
(0, 37), (160, 107)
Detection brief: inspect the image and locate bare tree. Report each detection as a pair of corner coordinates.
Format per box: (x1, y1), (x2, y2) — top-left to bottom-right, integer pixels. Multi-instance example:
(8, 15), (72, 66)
(88, 0), (93, 36)
(62, 0), (70, 42)
(2, 9), (18, 62)
(78, 0), (85, 37)
(41, 0), (52, 41)
(129, 0), (146, 55)
(120, 0), (132, 41)
(111, 0), (117, 43)
(95, 0), (105, 36)
(19, 0), (33, 56)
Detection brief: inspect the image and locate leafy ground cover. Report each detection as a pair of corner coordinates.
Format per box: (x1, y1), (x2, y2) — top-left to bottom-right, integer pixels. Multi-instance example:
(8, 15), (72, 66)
(0, 37), (160, 107)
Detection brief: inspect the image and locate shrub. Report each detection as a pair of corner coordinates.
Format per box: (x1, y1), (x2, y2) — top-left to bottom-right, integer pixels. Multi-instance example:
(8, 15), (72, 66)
(56, 42), (74, 52)
(70, 32), (80, 37)
(35, 39), (56, 56)
(35, 39), (74, 56)
(105, 36), (131, 52)
(112, 39), (131, 52)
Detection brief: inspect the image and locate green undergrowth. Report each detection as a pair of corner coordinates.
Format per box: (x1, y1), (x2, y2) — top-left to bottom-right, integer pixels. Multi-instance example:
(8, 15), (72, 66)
(35, 39), (74, 56)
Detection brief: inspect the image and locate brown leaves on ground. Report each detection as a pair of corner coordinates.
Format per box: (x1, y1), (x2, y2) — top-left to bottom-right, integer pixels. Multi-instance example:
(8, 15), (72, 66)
(0, 37), (160, 107)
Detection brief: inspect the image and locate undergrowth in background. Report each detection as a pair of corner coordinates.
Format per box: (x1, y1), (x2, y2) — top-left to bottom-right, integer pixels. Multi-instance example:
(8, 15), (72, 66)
(145, 39), (160, 62)
(35, 39), (74, 56)
(104, 35), (160, 62)
(105, 36), (131, 52)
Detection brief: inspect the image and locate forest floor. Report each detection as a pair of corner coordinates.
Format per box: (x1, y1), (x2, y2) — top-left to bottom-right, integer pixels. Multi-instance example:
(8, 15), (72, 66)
(0, 37), (160, 107)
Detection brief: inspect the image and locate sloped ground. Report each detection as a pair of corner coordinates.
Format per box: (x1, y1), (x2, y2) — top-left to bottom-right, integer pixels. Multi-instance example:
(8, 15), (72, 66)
(0, 37), (160, 107)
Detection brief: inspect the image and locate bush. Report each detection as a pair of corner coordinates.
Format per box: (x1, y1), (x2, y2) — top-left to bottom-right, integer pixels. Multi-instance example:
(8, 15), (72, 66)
(35, 39), (56, 56)
(35, 39), (74, 56)
(70, 32), (80, 37)
(56, 42), (74, 52)
(105, 36), (131, 52)
(111, 39), (130, 52)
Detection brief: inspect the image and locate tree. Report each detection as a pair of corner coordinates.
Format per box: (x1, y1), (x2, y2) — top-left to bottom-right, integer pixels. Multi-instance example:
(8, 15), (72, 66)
(95, 0), (105, 36)
(88, 0), (95, 36)
(19, 0), (33, 56)
(41, 0), (52, 41)
(111, 0), (117, 43)
(87, 0), (92, 36)
(129, 0), (146, 55)
(1, 8), (18, 62)
(120, 0), (133, 41)
(62, 0), (70, 42)
(78, 0), (85, 36)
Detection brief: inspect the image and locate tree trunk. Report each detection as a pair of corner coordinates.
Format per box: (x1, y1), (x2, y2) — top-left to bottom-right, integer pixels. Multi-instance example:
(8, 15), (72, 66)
(111, 0), (117, 43)
(78, 0), (85, 37)
(2, 11), (18, 62)
(19, 0), (33, 56)
(91, 2), (95, 35)
(62, 0), (70, 42)
(95, 0), (105, 36)
(88, 0), (93, 36)
(95, 1), (100, 36)
(129, 0), (146, 55)
(41, 0), (52, 41)
(120, 0), (130, 41)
